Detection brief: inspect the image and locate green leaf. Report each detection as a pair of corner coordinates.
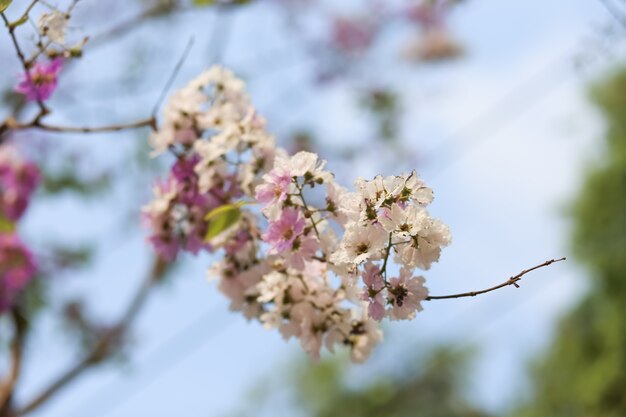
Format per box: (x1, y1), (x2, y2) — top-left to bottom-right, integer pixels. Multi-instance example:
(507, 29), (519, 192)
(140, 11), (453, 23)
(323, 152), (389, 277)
(193, 0), (216, 6)
(204, 202), (247, 241)
(0, 213), (15, 234)
(0, 0), (12, 13)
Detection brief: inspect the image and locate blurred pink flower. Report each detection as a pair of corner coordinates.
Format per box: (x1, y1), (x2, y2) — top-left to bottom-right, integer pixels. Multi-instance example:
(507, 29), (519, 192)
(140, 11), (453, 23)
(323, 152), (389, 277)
(406, 1), (445, 28)
(0, 146), (41, 222)
(0, 234), (37, 312)
(15, 58), (64, 102)
(331, 17), (375, 55)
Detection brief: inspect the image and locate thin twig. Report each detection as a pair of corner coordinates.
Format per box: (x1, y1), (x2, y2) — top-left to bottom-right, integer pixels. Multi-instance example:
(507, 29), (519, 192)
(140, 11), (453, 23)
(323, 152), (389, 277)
(15, 257), (169, 416)
(380, 233), (393, 282)
(425, 257), (566, 301)
(151, 37), (194, 117)
(13, 0), (39, 27)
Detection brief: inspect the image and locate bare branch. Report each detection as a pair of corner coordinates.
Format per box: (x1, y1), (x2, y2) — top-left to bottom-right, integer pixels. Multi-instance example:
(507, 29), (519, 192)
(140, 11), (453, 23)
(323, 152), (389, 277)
(426, 257), (566, 301)
(15, 257), (169, 416)
(3, 116), (156, 134)
(0, 310), (27, 415)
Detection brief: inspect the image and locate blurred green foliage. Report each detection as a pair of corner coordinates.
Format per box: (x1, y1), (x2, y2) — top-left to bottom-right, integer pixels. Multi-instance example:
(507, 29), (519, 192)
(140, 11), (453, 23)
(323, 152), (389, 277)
(294, 348), (490, 417)
(237, 347), (490, 417)
(511, 67), (626, 417)
(360, 88), (400, 142)
(42, 169), (111, 196)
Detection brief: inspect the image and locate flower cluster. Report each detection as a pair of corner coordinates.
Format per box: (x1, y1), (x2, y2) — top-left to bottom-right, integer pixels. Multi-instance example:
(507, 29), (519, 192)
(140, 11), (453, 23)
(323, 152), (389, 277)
(144, 66), (276, 260)
(143, 154), (217, 260)
(0, 145), (40, 312)
(146, 65), (450, 362)
(13, 3), (87, 103)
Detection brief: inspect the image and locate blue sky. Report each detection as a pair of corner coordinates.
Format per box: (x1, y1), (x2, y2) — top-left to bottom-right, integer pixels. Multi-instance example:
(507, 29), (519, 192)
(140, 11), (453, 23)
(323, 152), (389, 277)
(2, 0), (625, 415)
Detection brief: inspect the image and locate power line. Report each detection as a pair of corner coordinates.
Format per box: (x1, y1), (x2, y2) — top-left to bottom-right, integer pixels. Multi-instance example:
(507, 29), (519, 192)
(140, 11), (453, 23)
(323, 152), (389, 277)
(596, 0), (626, 29)
(426, 21), (626, 179)
(66, 305), (232, 417)
(427, 56), (569, 179)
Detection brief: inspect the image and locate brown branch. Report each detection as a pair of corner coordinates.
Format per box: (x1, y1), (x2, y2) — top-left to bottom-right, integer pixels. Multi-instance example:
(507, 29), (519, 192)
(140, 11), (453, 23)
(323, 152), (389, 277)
(1, 11), (49, 120)
(14, 257), (169, 416)
(0, 310), (27, 415)
(425, 257), (566, 301)
(3, 116), (156, 134)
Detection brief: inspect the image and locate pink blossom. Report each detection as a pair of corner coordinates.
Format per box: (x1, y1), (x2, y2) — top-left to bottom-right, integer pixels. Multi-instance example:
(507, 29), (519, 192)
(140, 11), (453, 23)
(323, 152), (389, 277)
(224, 229), (251, 256)
(0, 146), (41, 221)
(331, 17), (375, 55)
(285, 235), (318, 270)
(145, 200), (213, 261)
(262, 207), (305, 252)
(387, 268), (428, 320)
(143, 155), (220, 261)
(360, 263), (385, 321)
(406, 2), (444, 28)
(148, 233), (180, 261)
(0, 234), (37, 312)
(255, 170), (292, 206)
(15, 58), (63, 102)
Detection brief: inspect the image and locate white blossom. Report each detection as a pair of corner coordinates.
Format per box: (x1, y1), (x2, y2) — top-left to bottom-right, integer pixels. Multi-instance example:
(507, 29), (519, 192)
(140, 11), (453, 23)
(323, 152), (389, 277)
(387, 268), (428, 320)
(38, 11), (68, 44)
(330, 224), (388, 265)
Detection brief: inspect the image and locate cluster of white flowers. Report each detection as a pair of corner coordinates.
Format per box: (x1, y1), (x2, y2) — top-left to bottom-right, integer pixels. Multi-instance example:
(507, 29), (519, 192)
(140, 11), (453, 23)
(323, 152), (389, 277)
(145, 65), (451, 362)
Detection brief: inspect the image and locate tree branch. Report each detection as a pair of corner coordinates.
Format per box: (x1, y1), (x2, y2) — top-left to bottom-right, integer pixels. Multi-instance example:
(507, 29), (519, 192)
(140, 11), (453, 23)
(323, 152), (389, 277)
(0, 310), (27, 415)
(425, 257), (566, 301)
(2, 116), (156, 134)
(14, 257), (169, 416)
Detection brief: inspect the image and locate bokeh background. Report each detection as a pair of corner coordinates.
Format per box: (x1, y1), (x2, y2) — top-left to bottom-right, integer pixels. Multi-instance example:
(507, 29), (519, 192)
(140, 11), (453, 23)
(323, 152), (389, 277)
(1, 0), (626, 416)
